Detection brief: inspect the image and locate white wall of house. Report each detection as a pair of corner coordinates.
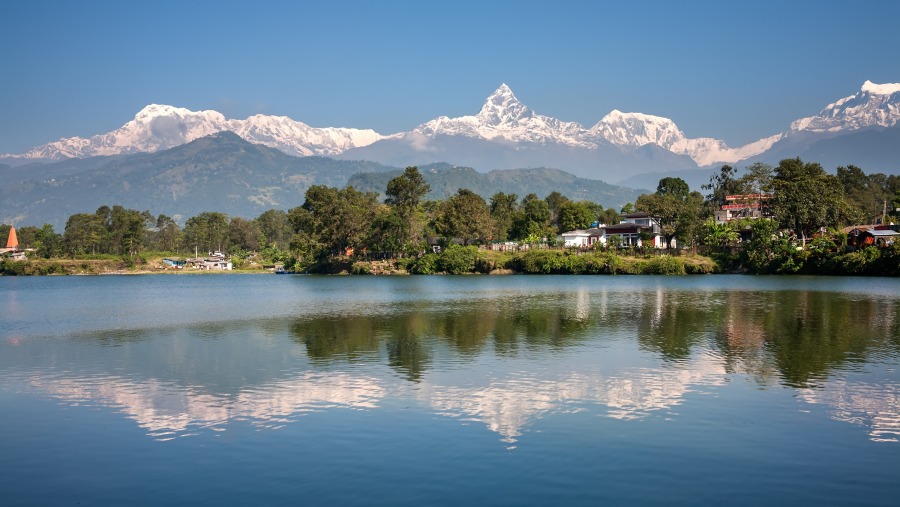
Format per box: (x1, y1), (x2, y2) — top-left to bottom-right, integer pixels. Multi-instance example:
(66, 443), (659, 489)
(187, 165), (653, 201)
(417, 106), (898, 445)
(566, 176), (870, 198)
(560, 231), (591, 247)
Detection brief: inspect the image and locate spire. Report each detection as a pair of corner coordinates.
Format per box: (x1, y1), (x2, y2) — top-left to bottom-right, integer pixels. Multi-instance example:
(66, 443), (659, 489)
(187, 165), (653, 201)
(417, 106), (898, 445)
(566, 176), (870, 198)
(6, 226), (18, 249)
(477, 83), (533, 126)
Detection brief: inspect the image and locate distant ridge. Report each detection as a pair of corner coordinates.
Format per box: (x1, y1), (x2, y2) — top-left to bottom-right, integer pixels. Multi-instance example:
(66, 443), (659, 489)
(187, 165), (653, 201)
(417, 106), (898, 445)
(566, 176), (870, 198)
(3, 80), (899, 182)
(1, 133), (643, 229)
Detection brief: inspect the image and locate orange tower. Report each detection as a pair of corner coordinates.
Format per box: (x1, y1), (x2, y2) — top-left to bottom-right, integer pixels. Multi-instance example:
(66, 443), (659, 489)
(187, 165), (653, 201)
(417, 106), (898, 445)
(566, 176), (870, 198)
(6, 226), (18, 249)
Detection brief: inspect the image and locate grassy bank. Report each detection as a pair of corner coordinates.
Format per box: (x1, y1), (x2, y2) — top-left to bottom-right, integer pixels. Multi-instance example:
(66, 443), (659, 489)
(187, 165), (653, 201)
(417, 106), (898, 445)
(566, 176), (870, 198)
(301, 246), (718, 276)
(0, 253), (274, 276)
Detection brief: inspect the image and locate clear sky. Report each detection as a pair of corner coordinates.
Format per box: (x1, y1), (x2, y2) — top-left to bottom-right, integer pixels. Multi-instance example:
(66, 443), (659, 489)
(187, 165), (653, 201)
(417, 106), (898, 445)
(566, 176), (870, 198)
(1, 0), (898, 154)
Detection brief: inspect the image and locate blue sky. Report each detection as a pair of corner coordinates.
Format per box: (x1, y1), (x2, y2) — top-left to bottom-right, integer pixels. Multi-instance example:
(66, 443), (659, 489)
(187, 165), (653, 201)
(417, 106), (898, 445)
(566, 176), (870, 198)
(1, 0), (898, 154)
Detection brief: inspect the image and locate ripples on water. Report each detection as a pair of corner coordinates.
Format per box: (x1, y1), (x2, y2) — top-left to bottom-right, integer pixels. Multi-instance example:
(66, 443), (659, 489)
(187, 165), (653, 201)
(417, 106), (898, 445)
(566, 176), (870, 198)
(1, 275), (898, 505)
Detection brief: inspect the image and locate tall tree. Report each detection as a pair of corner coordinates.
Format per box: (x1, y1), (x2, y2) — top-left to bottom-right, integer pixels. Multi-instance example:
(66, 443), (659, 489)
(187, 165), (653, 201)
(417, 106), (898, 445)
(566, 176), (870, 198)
(489, 192), (518, 241)
(435, 189), (493, 245)
(106, 205), (152, 256)
(556, 200), (597, 233)
(254, 209), (292, 249)
(771, 158), (851, 241)
(657, 177), (690, 199)
(544, 191), (569, 231)
(228, 217), (262, 252)
(703, 165), (748, 217)
(183, 212), (229, 255)
(636, 178), (703, 249)
(292, 185), (379, 256)
(384, 166), (430, 251)
(837, 165), (891, 223)
(598, 207), (621, 226)
(63, 213), (106, 256)
(154, 215), (182, 252)
(510, 193), (552, 241)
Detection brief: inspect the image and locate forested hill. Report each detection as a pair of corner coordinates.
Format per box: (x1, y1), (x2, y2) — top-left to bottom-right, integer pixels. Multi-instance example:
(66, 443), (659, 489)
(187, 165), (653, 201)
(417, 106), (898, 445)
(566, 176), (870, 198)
(348, 164), (647, 209)
(0, 132), (397, 229)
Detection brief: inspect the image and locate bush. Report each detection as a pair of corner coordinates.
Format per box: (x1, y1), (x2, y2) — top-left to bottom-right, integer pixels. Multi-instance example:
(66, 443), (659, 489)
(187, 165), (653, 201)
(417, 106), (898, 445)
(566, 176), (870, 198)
(393, 256), (416, 272)
(410, 253), (439, 274)
(830, 247), (880, 275)
(350, 261), (372, 275)
(438, 245), (480, 274)
(0, 260), (27, 275)
(515, 250), (566, 274)
(642, 255), (687, 275)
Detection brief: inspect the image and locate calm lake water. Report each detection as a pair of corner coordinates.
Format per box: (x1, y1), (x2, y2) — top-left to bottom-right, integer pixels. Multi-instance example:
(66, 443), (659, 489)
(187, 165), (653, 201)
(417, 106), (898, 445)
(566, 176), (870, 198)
(1, 274), (898, 506)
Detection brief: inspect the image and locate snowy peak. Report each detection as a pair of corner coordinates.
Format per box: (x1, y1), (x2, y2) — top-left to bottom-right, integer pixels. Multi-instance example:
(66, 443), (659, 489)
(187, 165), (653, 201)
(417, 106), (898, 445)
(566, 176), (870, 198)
(861, 80), (900, 95)
(476, 83), (534, 126)
(592, 110), (687, 148)
(4, 80), (898, 169)
(8, 105), (389, 161)
(414, 84), (591, 146)
(790, 80), (900, 133)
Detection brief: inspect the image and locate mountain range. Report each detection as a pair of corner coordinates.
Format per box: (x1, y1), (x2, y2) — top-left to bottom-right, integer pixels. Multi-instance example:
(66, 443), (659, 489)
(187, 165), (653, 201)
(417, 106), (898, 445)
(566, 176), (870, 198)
(2, 80), (898, 227)
(0, 132), (645, 229)
(4, 81), (899, 187)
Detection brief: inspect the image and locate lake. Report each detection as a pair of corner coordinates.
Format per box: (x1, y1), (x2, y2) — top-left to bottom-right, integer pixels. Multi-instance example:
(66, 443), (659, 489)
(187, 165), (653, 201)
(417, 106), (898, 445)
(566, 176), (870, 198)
(1, 274), (898, 506)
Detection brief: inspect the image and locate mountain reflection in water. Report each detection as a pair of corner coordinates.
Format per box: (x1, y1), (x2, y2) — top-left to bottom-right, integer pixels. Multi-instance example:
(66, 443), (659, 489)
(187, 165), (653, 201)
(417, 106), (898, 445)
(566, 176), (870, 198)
(2, 277), (898, 445)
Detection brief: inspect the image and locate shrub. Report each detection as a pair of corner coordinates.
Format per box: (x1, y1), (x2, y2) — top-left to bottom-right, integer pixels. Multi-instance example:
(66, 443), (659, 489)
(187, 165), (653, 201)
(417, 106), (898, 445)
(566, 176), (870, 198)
(350, 261), (372, 275)
(438, 245), (480, 274)
(517, 250), (564, 274)
(393, 257), (416, 272)
(410, 253), (439, 274)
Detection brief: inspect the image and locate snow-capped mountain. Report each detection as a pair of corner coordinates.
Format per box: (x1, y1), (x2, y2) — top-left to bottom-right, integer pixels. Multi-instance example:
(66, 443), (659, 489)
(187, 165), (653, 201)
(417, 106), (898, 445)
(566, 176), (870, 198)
(4, 80), (899, 178)
(788, 80), (900, 134)
(588, 110), (786, 166)
(7, 104), (389, 161)
(414, 84), (592, 147)
(409, 84), (783, 166)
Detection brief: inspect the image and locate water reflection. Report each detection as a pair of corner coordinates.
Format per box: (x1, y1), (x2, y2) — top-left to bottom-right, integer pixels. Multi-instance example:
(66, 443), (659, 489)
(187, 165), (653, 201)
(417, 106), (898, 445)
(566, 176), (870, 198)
(25, 371), (385, 441)
(799, 379), (900, 443)
(2, 282), (898, 445)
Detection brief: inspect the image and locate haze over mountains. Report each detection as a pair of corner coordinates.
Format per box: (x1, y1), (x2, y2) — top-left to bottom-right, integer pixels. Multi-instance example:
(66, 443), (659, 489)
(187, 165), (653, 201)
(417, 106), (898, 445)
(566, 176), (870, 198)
(4, 81), (899, 182)
(0, 132), (646, 229)
(1, 80), (898, 227)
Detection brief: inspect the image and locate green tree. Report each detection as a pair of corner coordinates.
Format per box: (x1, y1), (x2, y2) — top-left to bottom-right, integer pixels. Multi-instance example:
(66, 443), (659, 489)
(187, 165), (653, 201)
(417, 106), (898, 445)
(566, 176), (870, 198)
(384, 166), (430, 251)
(741, 162), (774, 194)
(435, 189), (493, 245)
(489, 192), (518, 241)
(183, 212), (229, 255)
(598, 207), (621, 226)
(228, 217), (262, 252)
(63, 213), (106, 256)
(154, 215), (182, 252)
(254, 209), (292, 249)
(657, 177), (690, 199)
(700, 219), (740, 250)
(544, 191), (569, 231)
(837, 165), (892, 224)
(636, 178), (702, 249)
(106, 206), (152, 256)
(13, 224), (62, 258)
(703, 165), (748, 217)
(367, 204), (404, 253)
(557, 200), (596, 233)
(291, 185), (379, 256)
(771, 158), (851, 241)
(511, 193), (552, 240)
